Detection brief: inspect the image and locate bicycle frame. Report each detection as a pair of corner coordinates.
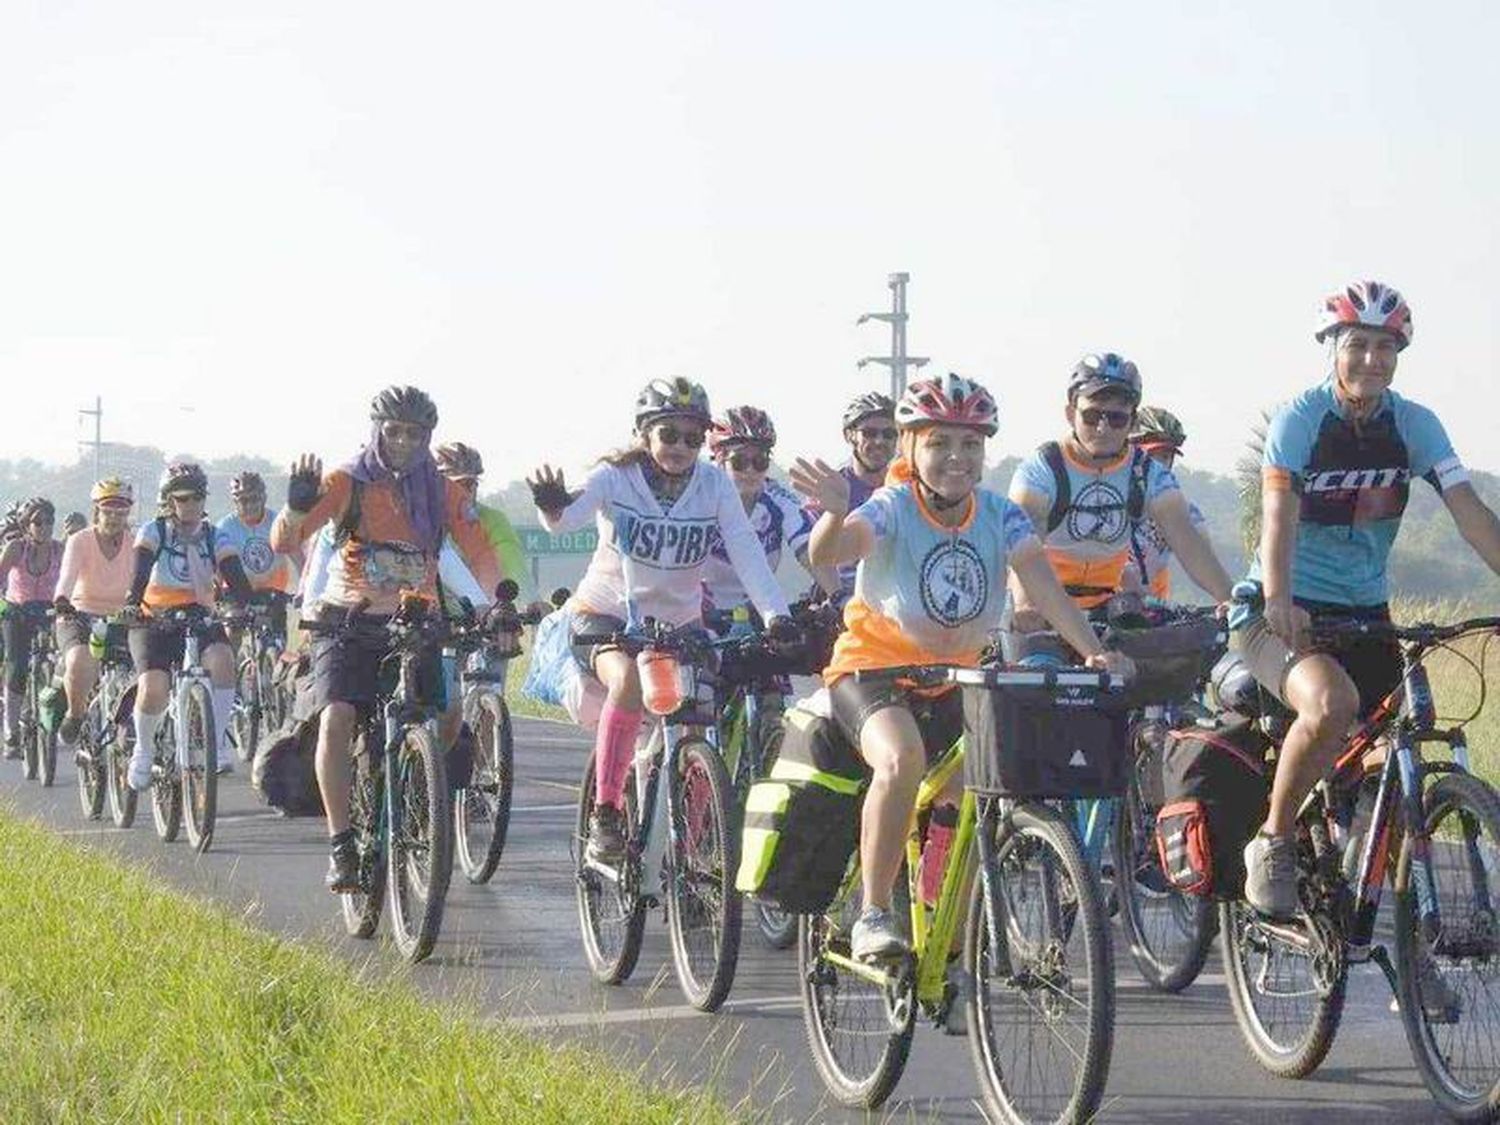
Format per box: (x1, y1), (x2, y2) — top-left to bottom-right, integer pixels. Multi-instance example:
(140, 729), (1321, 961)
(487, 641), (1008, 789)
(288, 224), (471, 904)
(371, 637), (447, 866)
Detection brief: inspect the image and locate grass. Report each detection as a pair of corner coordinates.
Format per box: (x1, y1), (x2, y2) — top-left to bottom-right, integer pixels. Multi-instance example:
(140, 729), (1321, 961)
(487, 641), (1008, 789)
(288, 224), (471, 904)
(0, 810), (733, 1125)
(1391, 595), (1500, 785)
(505, 644), (568, 723)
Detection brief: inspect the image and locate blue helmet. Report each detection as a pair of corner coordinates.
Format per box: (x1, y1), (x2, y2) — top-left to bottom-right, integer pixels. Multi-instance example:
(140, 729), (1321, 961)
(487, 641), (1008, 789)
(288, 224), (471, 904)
(1068, 352), (1142, 404)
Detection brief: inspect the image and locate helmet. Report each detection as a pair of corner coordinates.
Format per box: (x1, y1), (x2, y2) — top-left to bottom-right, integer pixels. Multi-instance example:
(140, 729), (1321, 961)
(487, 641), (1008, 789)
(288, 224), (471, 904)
(894, 372), (999, 436)
(1068, 352), (1142, 404)
(229, 471), (266, 501)
(370, 385), (439, 429)
(62, 512), (87, 535)
(21, 497), (55, 525)
(634, 377), (711, 432)
(90, 478), (135, 506)
(842, 391), (896, 432)
(707, 406), (777, 458)
(434, 441), (485, 479)
(158, 462), (208, 500)
(1314, 280), (1413, 349)
(1131, 405), (1187, 452)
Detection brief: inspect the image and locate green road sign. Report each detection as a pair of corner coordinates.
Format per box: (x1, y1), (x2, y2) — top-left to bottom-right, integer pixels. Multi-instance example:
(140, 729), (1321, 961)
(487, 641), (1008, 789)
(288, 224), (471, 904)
(518, 525), (599, 555)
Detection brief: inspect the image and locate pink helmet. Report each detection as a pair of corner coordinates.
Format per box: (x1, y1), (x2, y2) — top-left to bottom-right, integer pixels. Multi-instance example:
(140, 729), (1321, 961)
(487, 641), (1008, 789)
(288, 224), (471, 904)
(894, 372), (999, 437)
(707, 406), (777, 459)
(1315, 280), (1413, 350)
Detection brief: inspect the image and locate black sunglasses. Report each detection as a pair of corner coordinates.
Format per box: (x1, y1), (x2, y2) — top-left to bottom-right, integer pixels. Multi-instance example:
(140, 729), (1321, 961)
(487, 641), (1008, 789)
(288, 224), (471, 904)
(856, 426), (898, 441)
(1079, 407), (1133, 430)
(656, 424), (705, 449)
(727, 449), (771, 472)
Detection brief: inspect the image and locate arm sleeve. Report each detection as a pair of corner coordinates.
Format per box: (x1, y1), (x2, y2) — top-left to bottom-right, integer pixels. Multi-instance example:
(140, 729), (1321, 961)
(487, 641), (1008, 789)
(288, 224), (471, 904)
(270, 472), (353, 552)
(539, 465), (609, 534)
(1400, 401), (1469, 493)
(444, 480), (502, 595)
(127, 547), (154, 605)
(715, 472), (790, 620)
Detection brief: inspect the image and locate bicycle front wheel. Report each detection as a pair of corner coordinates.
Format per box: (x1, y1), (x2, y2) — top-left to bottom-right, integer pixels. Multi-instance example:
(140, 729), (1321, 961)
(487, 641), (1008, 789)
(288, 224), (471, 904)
(665, 736), (742, 1012)
(181, 682), (217, 853)
(1395, 770), (1500, 1122)
(387, 724), (452, 964)
(36, 654), (58, 787)
(76, 695), (106, 820)
(106, 723), (137, 829)
(966, 800), (1115, 1125)
(341, 734), (387, 939)
(150, 719), (182, 843)
(574, 754), (646, 984)
(455, 692), (514, 884)
(230, 657), (259, 764)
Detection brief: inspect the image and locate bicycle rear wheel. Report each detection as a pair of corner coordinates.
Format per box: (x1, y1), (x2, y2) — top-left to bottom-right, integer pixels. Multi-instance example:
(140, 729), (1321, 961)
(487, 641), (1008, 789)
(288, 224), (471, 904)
(230, 657), (259, 764)
(1113, 769), (1215, 992)
(1395, 770), (1500, 1121)
(76, 696), (106, 820)
(455, 692), (514, 884)
(106, 722), (137, 829)
(387, 724), (452, 963)
(341, 733), (387, 939)
(36, 654), (58, 787)
(966, 800), (1115, 1125)
(181, 682), (217, 853)
(574, 753), (646, 984)
(21, 677), (39, 781)
(150, 718), (182, 843)
(665, 737), (742, 1012)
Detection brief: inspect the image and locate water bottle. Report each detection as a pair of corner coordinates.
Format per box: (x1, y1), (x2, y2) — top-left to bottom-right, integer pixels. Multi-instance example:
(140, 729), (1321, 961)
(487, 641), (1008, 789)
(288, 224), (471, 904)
(88, 617), (108, 660)
(638, 651), (685, 716)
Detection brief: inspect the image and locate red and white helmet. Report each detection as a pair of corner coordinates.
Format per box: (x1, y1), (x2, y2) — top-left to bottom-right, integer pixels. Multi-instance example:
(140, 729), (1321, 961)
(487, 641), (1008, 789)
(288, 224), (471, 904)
(1315, 280), (1413, 350)
(707, 406), (776, 459)
(894, 372), (999, 437)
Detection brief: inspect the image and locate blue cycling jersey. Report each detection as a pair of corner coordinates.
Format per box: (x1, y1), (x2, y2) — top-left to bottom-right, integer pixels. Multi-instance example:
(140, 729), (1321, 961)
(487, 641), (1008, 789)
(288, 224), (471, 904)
(1246, 379), (1468, 606)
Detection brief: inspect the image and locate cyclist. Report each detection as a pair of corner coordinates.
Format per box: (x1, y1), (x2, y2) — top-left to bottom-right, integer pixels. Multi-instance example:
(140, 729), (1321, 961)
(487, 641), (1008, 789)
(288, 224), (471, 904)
(53, 479), (136, 747)
(0, 498), (63, 756)
(702, 405), (838, 614)
(62, 512), (87, 539)
(217, 471), (298, 636)
(790, 372), (1133, 961)
(1125, 405), (1209, 600)
(1234, 280), (1500, 922)
(527, 377), (792, 864)
(271, 385), (502, 892)
(815, 392), (899, 599)
(433, 441), (543, 611)
(1007, 353), (1232, 621)
(122, 463), (254, 788)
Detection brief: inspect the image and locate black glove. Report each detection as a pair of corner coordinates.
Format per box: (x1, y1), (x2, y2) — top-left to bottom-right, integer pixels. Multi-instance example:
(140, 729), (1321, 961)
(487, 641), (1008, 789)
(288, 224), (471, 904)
(287, 467), (322, 514)
(529, 476), (574, 515)
(53, 596), (77, 619)
(765, 615), (804, 650)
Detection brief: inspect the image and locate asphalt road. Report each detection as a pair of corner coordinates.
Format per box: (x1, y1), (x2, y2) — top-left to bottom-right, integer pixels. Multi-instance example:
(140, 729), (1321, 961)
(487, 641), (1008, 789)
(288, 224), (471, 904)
(1, 716), (1459, 1124)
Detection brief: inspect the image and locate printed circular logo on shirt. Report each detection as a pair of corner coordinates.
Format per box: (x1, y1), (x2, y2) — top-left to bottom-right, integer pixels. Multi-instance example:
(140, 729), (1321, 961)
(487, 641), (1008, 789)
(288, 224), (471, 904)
(242, 538), (275, 575)
(920, 538), (988, 627)
(165, 546), (193, 584)
(1066, 480), (1129, 544)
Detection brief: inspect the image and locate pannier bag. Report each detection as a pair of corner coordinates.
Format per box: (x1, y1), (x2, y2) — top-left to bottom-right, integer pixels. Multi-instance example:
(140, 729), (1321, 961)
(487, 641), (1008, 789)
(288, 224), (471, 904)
(252, 716), (326, 817)
(736, 690), (869, 914)
(1154, 715), (1270, 898)
(1101, 616), (1226, 708)
(961, 674), (1131, 799)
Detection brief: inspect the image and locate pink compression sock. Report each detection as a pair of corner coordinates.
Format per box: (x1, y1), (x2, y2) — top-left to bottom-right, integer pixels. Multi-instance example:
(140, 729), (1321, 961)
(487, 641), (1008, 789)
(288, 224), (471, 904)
(593, 702), (644, 809)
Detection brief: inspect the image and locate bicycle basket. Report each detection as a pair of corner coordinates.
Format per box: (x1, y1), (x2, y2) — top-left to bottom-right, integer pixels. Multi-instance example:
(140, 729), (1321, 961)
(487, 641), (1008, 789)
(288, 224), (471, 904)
(961, 677), (1131, 798)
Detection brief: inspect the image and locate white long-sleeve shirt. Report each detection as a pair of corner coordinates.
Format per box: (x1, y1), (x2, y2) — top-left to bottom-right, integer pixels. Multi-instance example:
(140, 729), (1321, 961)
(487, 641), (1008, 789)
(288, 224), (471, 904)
(541, 460), (789, 628)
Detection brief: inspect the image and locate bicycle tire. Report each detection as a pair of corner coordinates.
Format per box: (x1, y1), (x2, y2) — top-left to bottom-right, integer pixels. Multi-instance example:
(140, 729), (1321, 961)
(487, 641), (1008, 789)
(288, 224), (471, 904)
(574, 754), (646, 985)
(36, 653), (58, 787)
(259, 648), (289, 733)
(1113, 769), (1215, 992)
(106, 721), (137, 829)
(231, 657), (258, 765)
(1394, 770), (1500, 1122)
(76, 694), (106, 820)
(181, 682), (217, 853)
(150, 713), (182, 843)
(455, 692), (514, 884)
(341, 733), (387, 939)
(665, 737), (742, 1012)
(744, 715), (797, 950)
(966, 800), (1115, 1125)
(387, 723), (453, 964)
(797, 876), (915, 1108)
(21, 674), (39, 781)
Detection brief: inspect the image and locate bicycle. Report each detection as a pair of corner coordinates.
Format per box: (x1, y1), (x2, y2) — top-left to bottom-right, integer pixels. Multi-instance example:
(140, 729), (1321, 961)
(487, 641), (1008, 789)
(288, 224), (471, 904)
(229, 591), (292, 764)
(572, 618), (741, 1012)
(451, 580), (546, 884)
(1220, 615), (1500, 1122)
(66, 616), (133, 822)
(300, 596), (454, 964)
(799, 662), (1125, 1122)
(13, 603), (60, 786)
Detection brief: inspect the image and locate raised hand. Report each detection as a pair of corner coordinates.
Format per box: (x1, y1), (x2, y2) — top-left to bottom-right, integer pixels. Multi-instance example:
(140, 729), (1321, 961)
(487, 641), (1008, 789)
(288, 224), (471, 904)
(287, 454), (324, 514)
(789, 457), (851, 517)
(527, 464), (572, 516)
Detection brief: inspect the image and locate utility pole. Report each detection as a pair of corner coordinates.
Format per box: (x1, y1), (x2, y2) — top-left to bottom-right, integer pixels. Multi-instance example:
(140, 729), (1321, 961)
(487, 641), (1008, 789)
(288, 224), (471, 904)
(857, 271), (928, 400)
(78, 396), (102, 479)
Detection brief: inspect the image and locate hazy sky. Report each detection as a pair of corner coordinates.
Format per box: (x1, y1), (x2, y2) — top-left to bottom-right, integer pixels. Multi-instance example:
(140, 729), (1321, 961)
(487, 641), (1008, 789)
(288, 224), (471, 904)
(4, 2), (1497, 484)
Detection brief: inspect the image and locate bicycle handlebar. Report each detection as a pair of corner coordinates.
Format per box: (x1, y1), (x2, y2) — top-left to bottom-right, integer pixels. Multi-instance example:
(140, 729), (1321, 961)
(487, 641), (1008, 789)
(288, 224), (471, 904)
(1310, 616), (1500, 647)
(852, 663), (1126, 691)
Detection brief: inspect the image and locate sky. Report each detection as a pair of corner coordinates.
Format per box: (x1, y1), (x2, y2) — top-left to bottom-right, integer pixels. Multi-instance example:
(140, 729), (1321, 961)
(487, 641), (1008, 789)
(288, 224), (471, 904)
(3, 1), (1498, 484)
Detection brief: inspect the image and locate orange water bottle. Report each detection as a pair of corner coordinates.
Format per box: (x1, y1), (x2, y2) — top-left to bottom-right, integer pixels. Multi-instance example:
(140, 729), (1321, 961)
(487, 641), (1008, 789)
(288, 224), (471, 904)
(638, 651), (684, 716)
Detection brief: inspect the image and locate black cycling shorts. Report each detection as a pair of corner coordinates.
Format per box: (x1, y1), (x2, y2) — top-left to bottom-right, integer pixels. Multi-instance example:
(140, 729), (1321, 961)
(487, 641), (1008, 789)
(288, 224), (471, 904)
(307, 608), (444, 718)
(570, 612), (627, 675)
(129, 619), (230, 675)
(55, 615), (127, 660)
(828, 674), (964, 766)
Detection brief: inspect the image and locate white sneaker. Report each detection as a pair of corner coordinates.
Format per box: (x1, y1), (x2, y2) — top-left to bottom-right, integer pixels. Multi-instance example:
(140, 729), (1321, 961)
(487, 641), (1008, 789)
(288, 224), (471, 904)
(851, 907), (909, 962)
(215, 751), (233, 776)
(127, 750), (154, 791)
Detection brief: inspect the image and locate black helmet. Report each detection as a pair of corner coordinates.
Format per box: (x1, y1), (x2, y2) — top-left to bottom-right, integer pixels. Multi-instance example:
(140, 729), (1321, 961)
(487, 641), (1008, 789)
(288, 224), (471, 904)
(370, 385), (439, 429)
(842, 391), (896, 432)
(159, 462), (209, 501)
(62, 511), (87, 535)
(230, 471), (266, 500)
(1068, 352), (1142, 404)
(22, 496), (55, 525)
(634, 377), (711, 432)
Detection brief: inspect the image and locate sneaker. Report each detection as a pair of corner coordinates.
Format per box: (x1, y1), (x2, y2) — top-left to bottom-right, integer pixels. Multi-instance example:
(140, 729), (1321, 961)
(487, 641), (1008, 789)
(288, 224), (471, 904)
(851, 906), (910, 962)
(127, 749), (154, 792)
(326, 841), (360, 894)
(586, 805), (627, 866)
(59, 716), (83, 747)
(1243, 832), (1299, 920)
(215, 753), (233, 776)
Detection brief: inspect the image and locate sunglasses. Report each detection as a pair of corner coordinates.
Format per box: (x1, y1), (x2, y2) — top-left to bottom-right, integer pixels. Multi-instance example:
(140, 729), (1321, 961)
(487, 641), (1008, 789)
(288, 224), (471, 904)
(655, 424), (705, 449)
(1079, 407), (1133, 430)
(170, 492), (207, 503)
(856, 426), (898, 441)
(727, 449), (770, 472)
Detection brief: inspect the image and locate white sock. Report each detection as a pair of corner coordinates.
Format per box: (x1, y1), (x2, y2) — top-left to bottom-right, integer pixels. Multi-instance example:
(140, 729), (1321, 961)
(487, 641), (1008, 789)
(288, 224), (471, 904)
(211, 687), (236, 761)
(133, 709), (163, 759)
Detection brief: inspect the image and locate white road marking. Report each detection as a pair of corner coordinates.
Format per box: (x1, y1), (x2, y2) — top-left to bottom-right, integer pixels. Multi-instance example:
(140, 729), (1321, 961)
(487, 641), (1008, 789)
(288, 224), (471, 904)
(497, 994), (804, 1031)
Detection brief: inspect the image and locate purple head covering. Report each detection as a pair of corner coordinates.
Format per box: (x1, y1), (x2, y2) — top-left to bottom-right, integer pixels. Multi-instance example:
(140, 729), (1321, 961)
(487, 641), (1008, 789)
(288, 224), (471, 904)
(342, 422), (446, 555)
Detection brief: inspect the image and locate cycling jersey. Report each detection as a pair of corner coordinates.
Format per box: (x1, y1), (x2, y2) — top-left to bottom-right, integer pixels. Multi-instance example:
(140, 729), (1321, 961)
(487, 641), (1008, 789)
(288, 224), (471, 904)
(217, 508), (297, 594)
(542, 459), (789, 628)
(135, 519), (238, 610)
(56, 528), (133, 616)
(1247, 380), (1467, 606)
(1, 539), (62, 605)
(476, 503), (538, 604)
(824, 483), (1037, 680)
(1130, 501), (1206, 600)
(1010, 442), (1178, 608)
(702, 480), (813, 611)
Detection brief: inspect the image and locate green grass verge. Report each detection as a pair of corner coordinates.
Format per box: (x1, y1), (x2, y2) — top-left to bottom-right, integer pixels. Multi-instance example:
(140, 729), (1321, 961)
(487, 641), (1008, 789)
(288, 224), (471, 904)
(0, 810), (733, 1124)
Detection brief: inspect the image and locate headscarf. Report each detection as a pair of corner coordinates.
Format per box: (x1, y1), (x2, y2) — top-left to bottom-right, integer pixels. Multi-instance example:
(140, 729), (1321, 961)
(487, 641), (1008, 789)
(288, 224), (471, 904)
(341, 423), (447, 554)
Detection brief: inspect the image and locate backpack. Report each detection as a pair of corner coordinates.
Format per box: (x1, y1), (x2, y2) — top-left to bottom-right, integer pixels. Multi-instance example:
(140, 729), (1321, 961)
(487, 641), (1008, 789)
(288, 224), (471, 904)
(1154, 715), (1270, 898)
(736, 691), (869, 914)
(1039, 440), (1149, 535)
(149, 516), (218, 572)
